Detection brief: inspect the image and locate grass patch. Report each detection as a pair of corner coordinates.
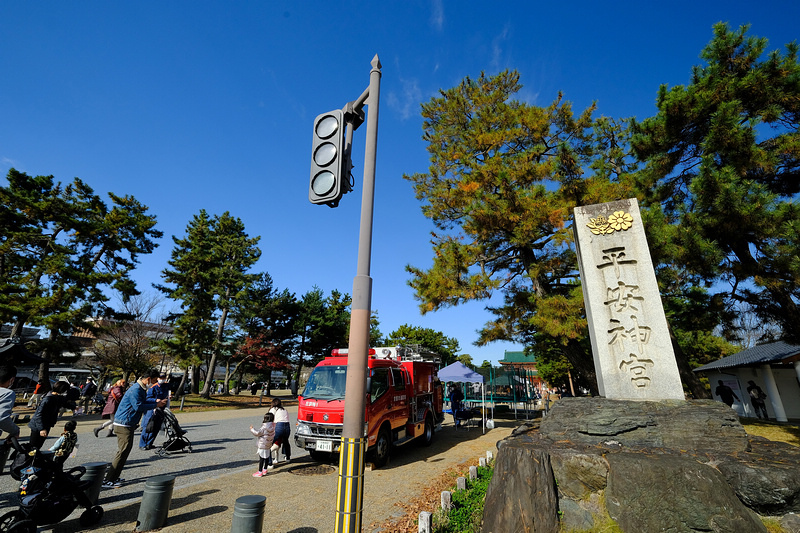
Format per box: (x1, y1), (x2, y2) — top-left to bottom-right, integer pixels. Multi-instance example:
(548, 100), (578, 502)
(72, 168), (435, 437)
(433, 465), (492, 533)
(741, 419), (800, 447)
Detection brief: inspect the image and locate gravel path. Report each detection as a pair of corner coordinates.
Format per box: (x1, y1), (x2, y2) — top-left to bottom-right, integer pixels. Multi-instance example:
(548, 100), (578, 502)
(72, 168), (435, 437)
(1, 404), (515, 532)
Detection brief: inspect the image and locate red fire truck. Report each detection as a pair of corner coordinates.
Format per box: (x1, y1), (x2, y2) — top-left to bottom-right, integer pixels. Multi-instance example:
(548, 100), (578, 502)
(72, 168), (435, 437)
(294, 345), (444, 467)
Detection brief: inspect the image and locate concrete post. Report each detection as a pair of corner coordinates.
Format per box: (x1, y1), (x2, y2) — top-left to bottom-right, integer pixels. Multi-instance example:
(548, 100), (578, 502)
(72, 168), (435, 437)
(231, 495), (266, 533)
(486, 450), (493, 462)
(479, 457), (486, 467)
(456, 477), (466, 491)
(469, 465), (477, 480)
(136, 475), (175, 531)
(82, 462), (109, 505)
(761, 364), (788, 422)
(441, 491), (451, 511)
(418, 511), (432, 533)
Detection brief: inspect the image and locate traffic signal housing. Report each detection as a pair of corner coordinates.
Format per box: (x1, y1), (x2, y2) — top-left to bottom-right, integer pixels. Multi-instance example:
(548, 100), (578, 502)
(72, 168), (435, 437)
(309, 109), (347, 206)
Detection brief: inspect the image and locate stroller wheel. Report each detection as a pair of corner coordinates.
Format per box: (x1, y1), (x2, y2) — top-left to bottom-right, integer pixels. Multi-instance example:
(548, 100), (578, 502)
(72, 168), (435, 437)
(79, 505), (104, 527)
(0, 510), (24, 532)
(6, 520), (34, 533)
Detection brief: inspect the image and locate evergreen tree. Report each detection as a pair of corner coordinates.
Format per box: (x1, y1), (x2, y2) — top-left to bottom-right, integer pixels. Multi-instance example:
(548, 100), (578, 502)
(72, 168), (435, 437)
(385, 324), (460, 365)
(632, 23), (800, 343)
(157, 210), (260, 398)
(0, 169), (161, 385)
(404, 71), (633, 392)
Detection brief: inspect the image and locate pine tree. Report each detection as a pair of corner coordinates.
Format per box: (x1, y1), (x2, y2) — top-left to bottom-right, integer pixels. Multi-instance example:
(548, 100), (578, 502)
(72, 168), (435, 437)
(632, 23), (800, 343)
(157, 210), (260, 398)
(0, 169), (161, 384)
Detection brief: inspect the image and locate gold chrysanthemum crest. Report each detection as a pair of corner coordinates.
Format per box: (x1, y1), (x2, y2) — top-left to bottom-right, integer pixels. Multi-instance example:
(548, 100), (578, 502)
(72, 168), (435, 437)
(587, 210), (633, 235)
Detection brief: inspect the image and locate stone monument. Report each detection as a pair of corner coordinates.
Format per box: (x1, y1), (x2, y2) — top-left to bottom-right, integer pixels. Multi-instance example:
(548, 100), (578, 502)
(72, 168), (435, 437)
(573, 198), (683, 400)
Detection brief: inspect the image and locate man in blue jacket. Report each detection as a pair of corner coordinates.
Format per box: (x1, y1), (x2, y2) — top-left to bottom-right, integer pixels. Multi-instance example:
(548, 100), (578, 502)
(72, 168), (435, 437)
(139, 372), (169, 450)
(103, 369), (167, 488)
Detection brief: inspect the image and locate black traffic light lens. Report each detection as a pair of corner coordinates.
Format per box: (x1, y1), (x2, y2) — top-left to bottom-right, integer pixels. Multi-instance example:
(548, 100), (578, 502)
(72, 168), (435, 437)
(311, 171), (336, 196)
(315, 115), (339, 139)
(314, 142), (337, 167)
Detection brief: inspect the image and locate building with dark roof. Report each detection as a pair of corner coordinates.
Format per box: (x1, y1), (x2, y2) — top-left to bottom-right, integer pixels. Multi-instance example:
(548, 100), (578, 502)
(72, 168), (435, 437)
(693, 341), (800, 422)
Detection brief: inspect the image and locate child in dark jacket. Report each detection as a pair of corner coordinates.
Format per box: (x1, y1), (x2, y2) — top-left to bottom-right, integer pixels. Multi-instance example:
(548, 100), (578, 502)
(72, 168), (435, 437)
(28, 381), (75, 450)
(249, 412), (275, 477)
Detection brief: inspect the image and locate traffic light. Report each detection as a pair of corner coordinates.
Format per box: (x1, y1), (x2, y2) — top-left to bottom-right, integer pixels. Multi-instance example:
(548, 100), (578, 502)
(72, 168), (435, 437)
(309, 109), (347, 206)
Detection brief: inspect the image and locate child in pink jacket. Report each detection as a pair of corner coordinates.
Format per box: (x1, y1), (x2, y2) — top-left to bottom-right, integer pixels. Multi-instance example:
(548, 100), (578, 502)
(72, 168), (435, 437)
(249, 412), (275, 477)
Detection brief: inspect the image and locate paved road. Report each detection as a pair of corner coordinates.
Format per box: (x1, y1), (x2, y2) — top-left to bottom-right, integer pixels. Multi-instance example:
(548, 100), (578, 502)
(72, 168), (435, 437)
(0, 404), (515, 532)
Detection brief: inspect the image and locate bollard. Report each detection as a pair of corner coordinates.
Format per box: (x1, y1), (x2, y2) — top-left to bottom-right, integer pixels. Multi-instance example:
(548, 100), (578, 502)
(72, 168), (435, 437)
(231, 494), (266, 533)
(479, 457), (486, 467)
(486, 450), (493, 462)
(418, 511), (432, 533)
(469, 465), (477, 480)
(456, 477), (466, 491)
(180, 396), (185, 411)
(82, 462), (109, 505)
(136, 475), (175, 531)
(441, 491), (451, 511)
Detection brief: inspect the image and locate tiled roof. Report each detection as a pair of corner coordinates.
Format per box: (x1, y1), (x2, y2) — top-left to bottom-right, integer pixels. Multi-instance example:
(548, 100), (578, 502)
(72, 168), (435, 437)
(693, 340), (800, 372)
(500, 351), (536, 364)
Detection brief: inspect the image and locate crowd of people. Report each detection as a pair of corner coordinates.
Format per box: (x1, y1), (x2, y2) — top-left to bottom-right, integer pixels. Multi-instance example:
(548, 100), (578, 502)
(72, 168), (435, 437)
(0, 365), (296, 490)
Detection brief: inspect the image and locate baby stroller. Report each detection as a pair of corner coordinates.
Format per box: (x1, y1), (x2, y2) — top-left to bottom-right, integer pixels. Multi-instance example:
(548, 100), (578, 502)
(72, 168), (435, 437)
(155, 408), (192, 457)
(0, 439), (103, 532)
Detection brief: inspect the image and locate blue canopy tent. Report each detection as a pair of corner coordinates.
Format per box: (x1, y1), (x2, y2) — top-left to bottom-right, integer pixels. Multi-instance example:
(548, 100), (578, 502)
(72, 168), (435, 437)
(438, 361), (486, 433)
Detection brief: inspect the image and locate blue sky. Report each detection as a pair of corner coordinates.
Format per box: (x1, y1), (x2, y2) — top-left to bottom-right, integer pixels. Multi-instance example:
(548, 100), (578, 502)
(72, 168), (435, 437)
(2, 2), (798, 365)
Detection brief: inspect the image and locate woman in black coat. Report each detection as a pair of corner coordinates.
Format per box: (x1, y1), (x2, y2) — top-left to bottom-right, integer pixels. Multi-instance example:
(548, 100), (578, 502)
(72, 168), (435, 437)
(28, 380), (75, 450)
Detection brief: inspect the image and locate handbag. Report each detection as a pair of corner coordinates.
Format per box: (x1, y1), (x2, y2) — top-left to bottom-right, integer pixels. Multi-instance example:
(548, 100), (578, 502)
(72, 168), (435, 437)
(145, 408), (165, 433)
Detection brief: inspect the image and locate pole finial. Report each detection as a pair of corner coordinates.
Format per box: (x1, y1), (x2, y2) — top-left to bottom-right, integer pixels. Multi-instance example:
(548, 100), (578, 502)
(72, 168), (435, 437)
(371, 54), (381, 70)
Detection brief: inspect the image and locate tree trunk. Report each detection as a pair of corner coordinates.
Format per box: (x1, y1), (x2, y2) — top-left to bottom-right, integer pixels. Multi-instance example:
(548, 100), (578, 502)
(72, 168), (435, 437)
(191, 365), (200, 394)
(174, 371), (188, 399)
(201, 303), (230, 399)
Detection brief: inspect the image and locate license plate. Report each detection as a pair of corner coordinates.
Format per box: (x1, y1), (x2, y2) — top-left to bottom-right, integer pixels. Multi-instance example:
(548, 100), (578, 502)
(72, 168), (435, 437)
(316, 440), (333, 452)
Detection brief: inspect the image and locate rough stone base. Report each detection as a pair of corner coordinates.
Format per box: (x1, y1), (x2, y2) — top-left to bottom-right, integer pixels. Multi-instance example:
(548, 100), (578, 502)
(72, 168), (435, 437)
(483, 398), (800, 533)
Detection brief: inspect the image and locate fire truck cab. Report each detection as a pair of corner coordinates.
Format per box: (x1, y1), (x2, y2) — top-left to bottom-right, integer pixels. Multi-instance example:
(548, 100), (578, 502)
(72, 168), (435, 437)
(294, 345), (444, 467)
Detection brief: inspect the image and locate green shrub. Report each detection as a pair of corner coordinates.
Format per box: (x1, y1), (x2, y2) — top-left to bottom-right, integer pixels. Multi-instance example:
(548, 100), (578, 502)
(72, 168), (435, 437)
(434, 465), (493, 533)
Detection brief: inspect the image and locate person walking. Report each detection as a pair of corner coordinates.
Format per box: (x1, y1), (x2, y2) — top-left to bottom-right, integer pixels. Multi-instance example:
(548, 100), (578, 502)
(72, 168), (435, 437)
(747, 380), (769, 419)
(26, 382), (43, 408)
(103, 369), (167, 488)
(249, 412), (275, 477)
(268, 398), (291, 463)
(28, 381), (75, 450)
(449, 384), (464, 429)
(715, 380), (739, 408)
(94, 379), (127, 438)
(139, 373), (169, 450)
(0, 366), (20, 440)
(79, 377), (97, 414)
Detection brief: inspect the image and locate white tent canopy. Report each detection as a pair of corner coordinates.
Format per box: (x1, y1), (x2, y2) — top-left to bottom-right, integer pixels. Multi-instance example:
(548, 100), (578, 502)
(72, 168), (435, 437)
(438, 361), (486, 433)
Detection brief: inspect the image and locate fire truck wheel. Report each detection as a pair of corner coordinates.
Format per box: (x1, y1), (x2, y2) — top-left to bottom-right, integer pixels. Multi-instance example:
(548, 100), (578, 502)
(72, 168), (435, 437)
(372, 426), (391, 468)
(421, 414), (434, 447)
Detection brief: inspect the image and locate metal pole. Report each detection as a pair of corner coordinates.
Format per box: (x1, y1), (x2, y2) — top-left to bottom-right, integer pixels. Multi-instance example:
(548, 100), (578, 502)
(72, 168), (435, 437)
(334, 54), (381, 533)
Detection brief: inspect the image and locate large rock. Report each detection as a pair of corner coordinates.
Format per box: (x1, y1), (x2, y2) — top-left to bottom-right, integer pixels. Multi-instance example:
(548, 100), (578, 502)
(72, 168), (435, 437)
(540, 397), (749, 453)
(482, 438), (558, 533)
(484, 398), (798, 533)
(605, 453), (765, 532)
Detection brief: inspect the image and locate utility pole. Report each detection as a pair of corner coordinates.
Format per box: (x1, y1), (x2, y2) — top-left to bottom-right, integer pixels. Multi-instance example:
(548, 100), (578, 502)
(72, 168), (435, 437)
(330, 55), (381, 533)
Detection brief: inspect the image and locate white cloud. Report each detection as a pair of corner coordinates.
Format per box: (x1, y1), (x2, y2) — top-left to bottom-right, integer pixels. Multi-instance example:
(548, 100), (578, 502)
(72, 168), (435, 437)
(1, 157), (23, 171)
(388, 76), (423, 121)
(430, 0), (444, 32)
(490, 25), (511, 72)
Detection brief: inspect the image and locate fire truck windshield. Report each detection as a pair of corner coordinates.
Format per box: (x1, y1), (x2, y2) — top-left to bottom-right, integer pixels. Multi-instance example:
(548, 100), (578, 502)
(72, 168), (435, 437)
(301, 365), (347, 400)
